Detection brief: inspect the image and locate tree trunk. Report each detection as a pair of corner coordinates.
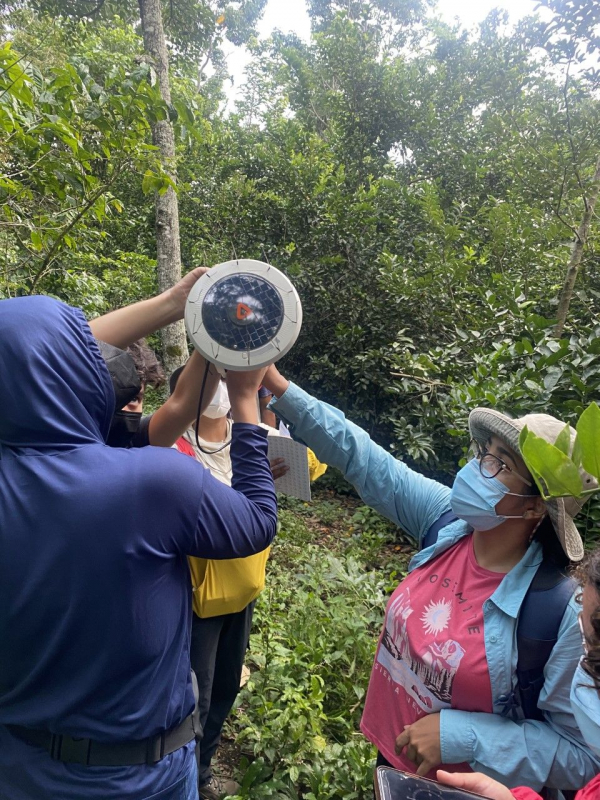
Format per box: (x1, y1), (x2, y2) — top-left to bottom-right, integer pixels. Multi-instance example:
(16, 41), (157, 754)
(138, 0), (188, 376)
(554, 155), (600, 338)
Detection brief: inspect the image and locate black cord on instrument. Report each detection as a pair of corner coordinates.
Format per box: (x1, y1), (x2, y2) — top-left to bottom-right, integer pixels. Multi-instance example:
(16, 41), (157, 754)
(194, 361), (232, 455)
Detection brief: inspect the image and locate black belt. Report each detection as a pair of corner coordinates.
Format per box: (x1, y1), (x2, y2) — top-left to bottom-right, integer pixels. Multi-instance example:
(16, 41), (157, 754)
(6, 714), (196, 766)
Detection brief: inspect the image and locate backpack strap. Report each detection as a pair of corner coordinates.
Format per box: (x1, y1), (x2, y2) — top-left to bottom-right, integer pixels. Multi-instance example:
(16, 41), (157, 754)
(421, 509), (458, 551)
(516, 560), (575, 721)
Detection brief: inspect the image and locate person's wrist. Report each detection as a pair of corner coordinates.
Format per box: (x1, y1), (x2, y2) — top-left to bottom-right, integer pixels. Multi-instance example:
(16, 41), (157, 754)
(231, 390), (260, 404)
(230, 400), (259, 424)
(272, 377), (289, 397)
(161, 285), (185, 323)
(263, 373), (289, 397)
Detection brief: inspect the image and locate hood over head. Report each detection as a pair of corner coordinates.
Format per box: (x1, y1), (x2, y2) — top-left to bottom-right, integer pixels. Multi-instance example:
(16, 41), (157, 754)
(0, 296), (115, 450)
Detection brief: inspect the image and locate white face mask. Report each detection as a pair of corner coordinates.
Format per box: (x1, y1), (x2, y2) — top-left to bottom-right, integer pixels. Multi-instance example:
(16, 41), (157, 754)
(203, 381), (230, 419)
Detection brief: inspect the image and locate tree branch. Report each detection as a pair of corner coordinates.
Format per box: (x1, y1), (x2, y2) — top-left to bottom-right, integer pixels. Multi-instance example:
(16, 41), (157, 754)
(554, 154), (600, 337)
(28, 174), (120, 294)
(391, 372), (450, 387)
(562, 59), (587, 215)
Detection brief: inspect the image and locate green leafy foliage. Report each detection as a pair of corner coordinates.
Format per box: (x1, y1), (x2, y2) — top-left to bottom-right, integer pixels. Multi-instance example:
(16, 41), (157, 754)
(576, 402), (600, 482)
(0, 35), (172, 296)
(169, 2), (600, 496)
(519, 425), (584, 498)
(225, 499), (407, 799)
(518, 402), (600, 504)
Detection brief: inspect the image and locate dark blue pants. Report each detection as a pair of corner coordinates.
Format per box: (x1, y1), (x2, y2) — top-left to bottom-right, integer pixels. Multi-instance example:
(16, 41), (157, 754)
(160, 759), (199, 800)
(190, 603), (255, 788)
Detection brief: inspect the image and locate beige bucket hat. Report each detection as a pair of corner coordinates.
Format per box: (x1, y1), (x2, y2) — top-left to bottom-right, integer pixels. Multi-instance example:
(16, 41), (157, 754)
(469, 408), (598, 562)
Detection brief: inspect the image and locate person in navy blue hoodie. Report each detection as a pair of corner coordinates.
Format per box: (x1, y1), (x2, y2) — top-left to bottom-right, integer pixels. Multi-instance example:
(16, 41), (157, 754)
(0, 291), (277, 800)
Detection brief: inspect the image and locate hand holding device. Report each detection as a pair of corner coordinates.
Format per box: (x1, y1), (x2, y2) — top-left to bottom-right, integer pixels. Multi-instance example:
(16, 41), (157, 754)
(167, 267), (210, 320)
(375, 767), (494, 800)
(436, 771), (513, 800)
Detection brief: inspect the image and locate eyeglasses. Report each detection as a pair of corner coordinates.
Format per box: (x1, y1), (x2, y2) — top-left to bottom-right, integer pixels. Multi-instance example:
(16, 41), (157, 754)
(469, 441), (532, 487)
(578, 613), (589, 655)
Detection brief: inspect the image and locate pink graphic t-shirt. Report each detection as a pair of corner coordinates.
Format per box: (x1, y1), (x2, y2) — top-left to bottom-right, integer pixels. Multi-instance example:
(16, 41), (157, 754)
(361, 534), (504, 777)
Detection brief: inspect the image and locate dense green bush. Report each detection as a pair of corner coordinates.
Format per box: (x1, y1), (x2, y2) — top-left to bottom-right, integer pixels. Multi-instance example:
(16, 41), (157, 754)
(227, 501), (407, 799)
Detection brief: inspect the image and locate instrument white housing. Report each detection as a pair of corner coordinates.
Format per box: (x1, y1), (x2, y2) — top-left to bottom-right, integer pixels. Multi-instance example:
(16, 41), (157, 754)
(185, 259), (303, 371)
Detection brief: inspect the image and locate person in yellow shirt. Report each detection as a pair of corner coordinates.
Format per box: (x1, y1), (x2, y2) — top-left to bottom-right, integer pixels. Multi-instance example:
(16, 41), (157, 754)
(171, 374), (326, 799)
(170, 375), (285, 800)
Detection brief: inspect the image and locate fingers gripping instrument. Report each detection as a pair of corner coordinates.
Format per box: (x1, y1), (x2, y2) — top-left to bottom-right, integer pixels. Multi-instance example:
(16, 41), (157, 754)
(184, 260), (302, 372)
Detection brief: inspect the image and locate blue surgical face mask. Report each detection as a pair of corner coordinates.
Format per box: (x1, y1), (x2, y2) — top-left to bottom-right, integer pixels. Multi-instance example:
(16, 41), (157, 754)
(450, 458), (531, 531)
(571, 661), (600, 758)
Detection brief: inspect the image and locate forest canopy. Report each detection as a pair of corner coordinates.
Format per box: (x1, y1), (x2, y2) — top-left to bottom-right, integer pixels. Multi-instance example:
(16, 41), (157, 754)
(1, 0), (599, 495)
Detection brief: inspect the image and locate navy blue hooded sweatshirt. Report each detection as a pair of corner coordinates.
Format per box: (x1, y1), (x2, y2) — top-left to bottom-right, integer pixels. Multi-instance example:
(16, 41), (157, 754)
(0, 296), (277, 799)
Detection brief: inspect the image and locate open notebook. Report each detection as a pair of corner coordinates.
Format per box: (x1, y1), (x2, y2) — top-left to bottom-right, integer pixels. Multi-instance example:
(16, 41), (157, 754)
(267, 434), (311, 501)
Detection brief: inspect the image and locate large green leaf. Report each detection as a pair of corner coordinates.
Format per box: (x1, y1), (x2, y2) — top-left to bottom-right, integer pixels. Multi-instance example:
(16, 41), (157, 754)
(576, 403), (600, 482)
(553, 423), (572, 456)
(520, 426), (584, 498)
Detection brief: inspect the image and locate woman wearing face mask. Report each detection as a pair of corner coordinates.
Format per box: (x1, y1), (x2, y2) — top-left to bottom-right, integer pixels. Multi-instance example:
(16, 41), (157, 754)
(259, 365), (600, 794)
(175, 378), (235, 483)
(170, 376), (245, 799)
(437, 547), (600, 799)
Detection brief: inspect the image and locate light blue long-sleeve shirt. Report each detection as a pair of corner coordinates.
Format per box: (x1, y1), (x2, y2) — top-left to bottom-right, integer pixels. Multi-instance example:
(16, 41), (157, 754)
(271, 382), (600, 792)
